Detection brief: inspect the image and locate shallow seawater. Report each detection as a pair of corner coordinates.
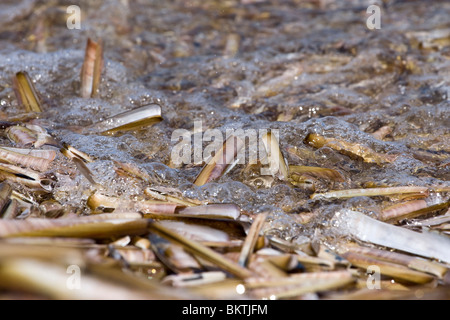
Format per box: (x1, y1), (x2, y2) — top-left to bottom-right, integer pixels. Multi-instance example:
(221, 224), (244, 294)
(0, 0), (449, 242)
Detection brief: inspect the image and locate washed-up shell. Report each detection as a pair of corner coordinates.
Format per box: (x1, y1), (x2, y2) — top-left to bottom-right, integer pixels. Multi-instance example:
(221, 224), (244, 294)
(289, 165), (345, 182)
(80, 38), (103, 98)
(245, 270), (354, 299)
(0, 212), (147, 238)
(312, 186), (429, 200)
(0, 147), (55, 172)
(261, 132), (289, 181)
(61, 144), (97, 185)
(6, 126), (37, 147)
(148, 220), (252, 279)
(6, 125), (59, 148)
(342, 250), (435, 284)
(162, 271), (227, 287)
(0, 163), (53, 191)
(194, 135), (244, 186)
(87, 192), (179, 214)
(332, 210), (450, 264)
(0, 182), (12, 217)
(305, 133), (398, 164)
(177, 204), (241, 220)
(158, 220), (230, 242)
(12, 71), (43, 113)
(238, 213), (267, 267)
(148, 233), (202, 273)
(85, 104), (162, 135)
(380, 199), (428, 221)
(341, 244), (448, 279)
(0, 257), (189, 299)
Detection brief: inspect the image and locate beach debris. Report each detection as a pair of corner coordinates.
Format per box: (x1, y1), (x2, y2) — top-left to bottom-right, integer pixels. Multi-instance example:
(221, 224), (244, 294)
(61, 143), (97, 185)
(332, 210), (450, 264)
(80, 38), (103, 98)
(238, 213), (267, 267)
(6, 124), (59, 148)
(12, 71), (43, 113)
(305, 133), (398, 164)
(194, 135), (244, 186)
(85, 104), (163, 135)
(147, 220), (253, 279)
(0, 147), (55, 172)
(312, 186), (429, 200)
(262, 132), (289, 181)
(381, 200), (449, 223)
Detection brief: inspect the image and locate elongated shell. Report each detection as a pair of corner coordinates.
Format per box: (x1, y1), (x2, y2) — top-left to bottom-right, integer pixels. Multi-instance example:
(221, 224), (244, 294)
(0, 213), (146, 238)
(0, 147), (54, 171)
(312, 186), (429, 200)
(86, 104), (163, 135)
(333, 210), (450, 264)
(0, 163), (53, 191)
(80, 38), (103, 98)
(262, 132), (289, 180)
(12, 71), (43, 113)
(6, 126), (36, 147)
(194, 135), (244, 186)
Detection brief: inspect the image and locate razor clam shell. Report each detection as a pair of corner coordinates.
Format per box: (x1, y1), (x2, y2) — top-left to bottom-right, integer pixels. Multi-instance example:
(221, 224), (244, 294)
(0, 163), (53, 191)
(162, 271), (227, 287)
(88, 193), (180, 215)
(246, 270), (354, 299)
(148, 233), (202, 273)
(5, 126), (37, 147)
(238, 213), (267, 267)
(262, 132), (289, 180)
(342, 251), (435, 284)
(312, 186), (429, 200)
(289, 165), (345, 182)
(333, 210), (450, 264)
(12, 71), (43, 113)
(1, 199), (19, 220)
(80, 38), (103, 99)
(0, 212), (146, 238)
(61, 144), (93, 163)
(0, 182), (12, 216)
(24, 124), (60, 148)
(177, 204), (241, 220)
(86, 104), (162, 135)
(148, 220), (253, 279)
(0, 147), (54, 171)
(194, 135), (244, 186)
(305, 133), (398, 164)
(341, 244), (448, 279)
(380, 199), (428, 221)
(0, 258), (183, 300)
(158, 220), (230, 242)
(0, 148), (56, 161)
